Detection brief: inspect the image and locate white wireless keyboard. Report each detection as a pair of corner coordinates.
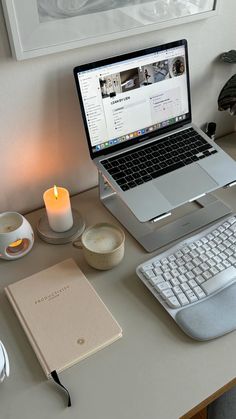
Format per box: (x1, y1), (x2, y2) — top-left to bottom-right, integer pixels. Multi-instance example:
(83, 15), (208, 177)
(136, 214), (236, 320)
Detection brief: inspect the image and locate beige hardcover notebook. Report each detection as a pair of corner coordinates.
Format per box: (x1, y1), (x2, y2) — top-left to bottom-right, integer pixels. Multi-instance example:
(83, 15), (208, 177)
(5, 258), (122, 379)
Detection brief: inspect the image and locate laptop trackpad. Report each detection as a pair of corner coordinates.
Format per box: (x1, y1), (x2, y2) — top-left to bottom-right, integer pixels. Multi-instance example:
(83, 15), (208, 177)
(155, 164), (219, 206)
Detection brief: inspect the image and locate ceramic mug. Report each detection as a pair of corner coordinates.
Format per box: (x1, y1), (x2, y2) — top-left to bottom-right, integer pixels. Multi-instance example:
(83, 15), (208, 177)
(73, 223), (125, 270)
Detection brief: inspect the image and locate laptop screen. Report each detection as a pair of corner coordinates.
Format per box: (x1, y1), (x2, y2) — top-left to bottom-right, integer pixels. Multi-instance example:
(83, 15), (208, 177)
(74, 39), (191, 159)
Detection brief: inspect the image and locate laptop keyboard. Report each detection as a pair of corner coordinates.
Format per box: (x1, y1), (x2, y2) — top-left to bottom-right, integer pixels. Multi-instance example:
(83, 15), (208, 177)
(101, 128), (217, 191)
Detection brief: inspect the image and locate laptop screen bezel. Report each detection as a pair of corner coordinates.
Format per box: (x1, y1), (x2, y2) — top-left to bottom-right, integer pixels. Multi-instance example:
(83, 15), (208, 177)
(73, 39), (192, 160)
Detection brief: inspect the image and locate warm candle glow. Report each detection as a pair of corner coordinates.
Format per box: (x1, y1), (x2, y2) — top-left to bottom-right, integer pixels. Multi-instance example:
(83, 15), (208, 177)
(8, 239), (23, 248)
(7, 238), (25, 254)
(54, 185), (58, 199)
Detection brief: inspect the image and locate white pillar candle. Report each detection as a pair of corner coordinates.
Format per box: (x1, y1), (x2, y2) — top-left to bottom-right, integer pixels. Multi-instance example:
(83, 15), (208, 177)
(43, 186), (73, 233)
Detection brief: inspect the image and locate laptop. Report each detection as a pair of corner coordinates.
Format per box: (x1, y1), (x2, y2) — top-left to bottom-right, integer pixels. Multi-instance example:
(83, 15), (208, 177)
(74, 39), (236, 223)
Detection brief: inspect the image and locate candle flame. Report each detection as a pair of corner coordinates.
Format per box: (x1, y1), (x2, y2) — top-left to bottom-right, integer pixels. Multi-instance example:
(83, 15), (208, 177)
(54, 185), (58, 199)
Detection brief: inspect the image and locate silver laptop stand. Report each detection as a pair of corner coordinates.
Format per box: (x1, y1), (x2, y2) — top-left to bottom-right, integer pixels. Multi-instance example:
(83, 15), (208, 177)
(99, 172), (232, 253)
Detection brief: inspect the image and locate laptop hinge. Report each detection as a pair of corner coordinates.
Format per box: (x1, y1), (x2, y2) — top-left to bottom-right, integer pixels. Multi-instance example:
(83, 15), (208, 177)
(224, 180), (236, 188)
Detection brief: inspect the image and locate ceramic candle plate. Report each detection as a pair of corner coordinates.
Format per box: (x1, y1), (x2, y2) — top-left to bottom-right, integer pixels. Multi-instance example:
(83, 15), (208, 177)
(37, 209), (85, 244)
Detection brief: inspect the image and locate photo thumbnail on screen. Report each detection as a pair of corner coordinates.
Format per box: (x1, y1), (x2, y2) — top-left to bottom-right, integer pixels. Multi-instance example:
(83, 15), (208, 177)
(99, 55), (185, 99)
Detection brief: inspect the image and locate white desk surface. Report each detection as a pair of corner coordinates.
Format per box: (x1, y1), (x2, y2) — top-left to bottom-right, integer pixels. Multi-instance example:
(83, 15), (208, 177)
(1, 133), (236, 419)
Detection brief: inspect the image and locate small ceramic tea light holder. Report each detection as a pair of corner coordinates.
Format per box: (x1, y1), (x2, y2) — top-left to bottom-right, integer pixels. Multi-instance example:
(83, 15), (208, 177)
(73, 223), (125, 270)
(0, 212), (34, 260)
(37, 186), (85, 244)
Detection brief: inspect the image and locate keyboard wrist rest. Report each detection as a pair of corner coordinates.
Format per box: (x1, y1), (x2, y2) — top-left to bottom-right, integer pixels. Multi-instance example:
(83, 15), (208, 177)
(175, 281), (236, 341)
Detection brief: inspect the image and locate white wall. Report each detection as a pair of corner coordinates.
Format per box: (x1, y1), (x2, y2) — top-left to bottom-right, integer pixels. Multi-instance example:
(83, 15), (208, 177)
(0, 2), (236, 214)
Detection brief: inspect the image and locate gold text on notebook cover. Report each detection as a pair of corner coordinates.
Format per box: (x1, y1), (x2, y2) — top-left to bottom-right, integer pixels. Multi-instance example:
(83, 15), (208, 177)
(34, 285), (70, 304)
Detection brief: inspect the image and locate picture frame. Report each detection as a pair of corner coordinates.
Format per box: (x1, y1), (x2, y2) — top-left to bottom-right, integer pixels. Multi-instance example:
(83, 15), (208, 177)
(2, 1), (219, 61)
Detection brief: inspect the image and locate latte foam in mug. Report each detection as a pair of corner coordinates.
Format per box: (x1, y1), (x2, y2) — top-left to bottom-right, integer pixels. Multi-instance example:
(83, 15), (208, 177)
(83, 225), (122, 253)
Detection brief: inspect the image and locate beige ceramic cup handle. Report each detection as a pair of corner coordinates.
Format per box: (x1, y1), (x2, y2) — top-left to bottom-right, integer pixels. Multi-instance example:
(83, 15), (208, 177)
(72, 239), (83, 249)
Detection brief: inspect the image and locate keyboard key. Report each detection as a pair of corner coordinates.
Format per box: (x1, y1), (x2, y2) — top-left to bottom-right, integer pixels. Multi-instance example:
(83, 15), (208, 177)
(177, 293), (189, 306)
(222, 260), (231, 269)
(182, 246), (190, 254)
(170, 277), (180, 286)
(166, 296), (181, 308)
(135, 178), (144, 185)
(198, 144), (211, 152)
(206, 251), (214, 259)
(155, 282), (171, 292)
(188, 279), (198, 288)
(216, 263), (225, 272)
(154, 267), (163, 275)
(202, 271), (212, 280)
(153, 260), (161, 267)
(193, 267), (202, 276)
(186, 262), (194, 270)
(192, 257), (201, 267)
(196, 275), (205, 285)
(149, 276), (165, 286)
(141, 264), (153, 271)
(127, 181), (137, 189)
(213, 256), (222, 264)
(179, 274), (188, 283)
(189, 250), (198, 258)
(181, 283), (190, 292)
(121, 184), (129, 191)
(199, 254), (208, 262)
(209, 267), (219, 276)
(178, 266), (187, 274)
(201, 263), (209, 271)
(229, 256), (236, 264)
(163, 272), (173, 281)
(186, 271), (195, 280)
(169, 261), (178, 269)
(173, 285), (182, 295)
(194, 286), (206, 299)
(171, 269), (179, 277)
(206, 259), (216, 268)
(161, 289), (174, 299)
(143, 270), (155, 280)
(185, 289), (198, 303)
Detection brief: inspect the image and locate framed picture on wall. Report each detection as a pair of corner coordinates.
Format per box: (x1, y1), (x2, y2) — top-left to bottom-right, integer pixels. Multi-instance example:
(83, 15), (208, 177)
(2, 0), (219, 60)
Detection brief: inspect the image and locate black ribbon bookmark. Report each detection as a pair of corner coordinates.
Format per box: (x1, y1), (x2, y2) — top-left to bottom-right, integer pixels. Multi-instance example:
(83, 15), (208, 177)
(51, 370), (72, 407)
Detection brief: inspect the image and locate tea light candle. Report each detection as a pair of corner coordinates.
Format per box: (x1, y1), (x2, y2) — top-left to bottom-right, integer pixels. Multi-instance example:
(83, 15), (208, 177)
(0, 212), (34, 260)
(43, 186), (73, 233)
